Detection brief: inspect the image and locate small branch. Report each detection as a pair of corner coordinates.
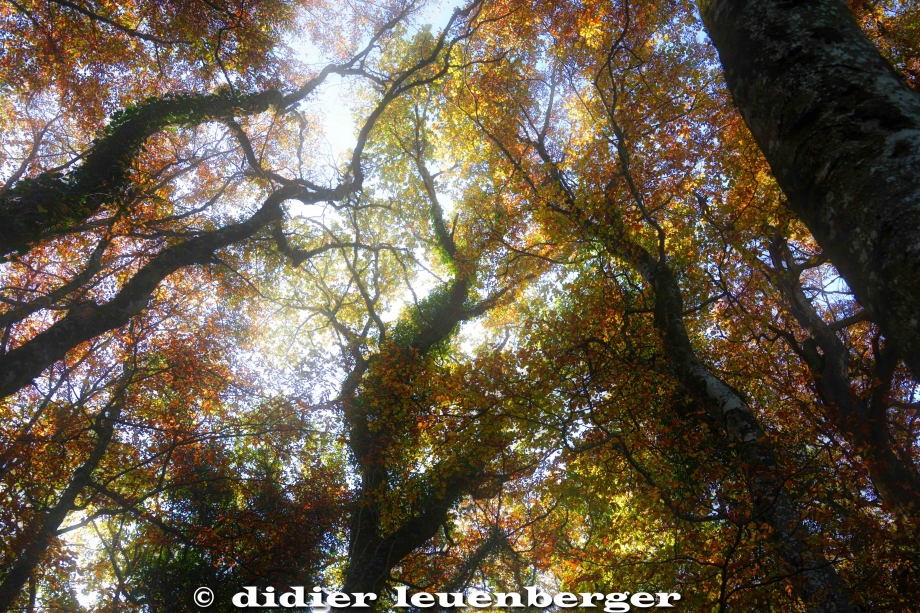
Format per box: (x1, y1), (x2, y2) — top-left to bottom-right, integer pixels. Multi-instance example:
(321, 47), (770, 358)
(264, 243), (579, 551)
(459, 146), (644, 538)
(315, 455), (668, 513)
(829, 311), (871, 331)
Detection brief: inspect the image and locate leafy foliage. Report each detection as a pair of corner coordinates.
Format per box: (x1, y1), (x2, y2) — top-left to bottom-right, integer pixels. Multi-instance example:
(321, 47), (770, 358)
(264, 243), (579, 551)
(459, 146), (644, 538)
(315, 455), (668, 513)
(1, 0), (919, 612)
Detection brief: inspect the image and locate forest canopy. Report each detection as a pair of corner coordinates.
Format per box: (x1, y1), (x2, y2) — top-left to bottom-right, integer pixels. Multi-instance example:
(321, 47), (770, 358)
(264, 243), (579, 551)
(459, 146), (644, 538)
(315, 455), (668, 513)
(1, 0), (919, 611)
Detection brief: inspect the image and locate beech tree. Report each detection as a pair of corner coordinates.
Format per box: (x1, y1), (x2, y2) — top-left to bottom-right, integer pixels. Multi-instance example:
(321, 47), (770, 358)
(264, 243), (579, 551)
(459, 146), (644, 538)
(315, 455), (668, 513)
(1, 0), (919, 612)
(435, 0), (918, 609)
(697, 0), (920, 376)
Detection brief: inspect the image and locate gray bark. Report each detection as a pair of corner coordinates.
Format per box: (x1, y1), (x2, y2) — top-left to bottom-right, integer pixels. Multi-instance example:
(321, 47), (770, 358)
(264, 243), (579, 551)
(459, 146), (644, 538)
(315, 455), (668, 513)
(624, 234), (865, 613)
(697, 0), (920, 374)
(523, 123), (865, 610)
(526, 158), (864, 611)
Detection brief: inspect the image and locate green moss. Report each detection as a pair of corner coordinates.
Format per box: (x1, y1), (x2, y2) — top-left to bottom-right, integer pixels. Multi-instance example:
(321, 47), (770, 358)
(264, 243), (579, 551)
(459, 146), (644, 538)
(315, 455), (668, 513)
(0, 88), (283, 255)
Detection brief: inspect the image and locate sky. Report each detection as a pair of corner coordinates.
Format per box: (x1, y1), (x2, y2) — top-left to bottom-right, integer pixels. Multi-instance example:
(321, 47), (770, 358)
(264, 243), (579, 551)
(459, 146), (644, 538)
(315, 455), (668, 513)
(68, 5), (469, 605)
(292, 0), (464, 161)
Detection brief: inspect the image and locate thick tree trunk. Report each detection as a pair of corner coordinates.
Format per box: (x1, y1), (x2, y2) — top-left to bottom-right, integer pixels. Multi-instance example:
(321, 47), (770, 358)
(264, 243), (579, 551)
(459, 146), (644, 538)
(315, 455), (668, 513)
(697, 0), (920, 373)
(0, 90), (283, 258)
(334, 166), (490, 610)
(336, 278), (477, 611)
(624, 239), (865, 613)
(525, 123), (864, 610)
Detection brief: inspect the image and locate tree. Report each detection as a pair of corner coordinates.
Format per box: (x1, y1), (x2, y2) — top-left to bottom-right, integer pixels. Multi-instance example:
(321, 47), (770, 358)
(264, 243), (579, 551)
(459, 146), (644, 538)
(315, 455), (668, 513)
(0, 2), (495, 609)
(434, 0), (918, 608)
(696, 0), (920, 377)
(2, 0), (919, 611)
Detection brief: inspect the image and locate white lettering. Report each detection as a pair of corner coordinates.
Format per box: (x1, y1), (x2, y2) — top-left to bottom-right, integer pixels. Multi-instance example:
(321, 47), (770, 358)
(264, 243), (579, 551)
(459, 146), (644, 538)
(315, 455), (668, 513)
(411, 593), (435, 607)
(309, 587), (328, 613)
(233, 587), (261, 608)
(438, 593), (466, 608)
(278, 587), (307, 608)
(394, 586), (411, 608)
(353, 593), (377, 607)
(554, 593), (578, 607)
(604, 593), (630, 613)
(656, 593), (681, 608)
(327, 593), (351, 607)
(232, 586), (681, 610)
(526, 587), (552, 608)
(630, 593), (654, 608)
(495, 592), (524, 607)
(468, 590), (492, 608)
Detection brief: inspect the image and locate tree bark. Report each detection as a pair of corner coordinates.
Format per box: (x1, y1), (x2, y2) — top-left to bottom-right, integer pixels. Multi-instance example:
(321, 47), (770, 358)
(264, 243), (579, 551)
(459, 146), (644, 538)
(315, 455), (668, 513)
(0, 90), (283, 258)
(0, 186), (302, 401)
(696, 0), (920, 374)
(336, 276), (484, 610)
(334, 154), (499, 608)
(523, 123), (865, 611)
(768, 237), (920, 528)
(618, 232), (865, 613)
(0, 375), (128, 613)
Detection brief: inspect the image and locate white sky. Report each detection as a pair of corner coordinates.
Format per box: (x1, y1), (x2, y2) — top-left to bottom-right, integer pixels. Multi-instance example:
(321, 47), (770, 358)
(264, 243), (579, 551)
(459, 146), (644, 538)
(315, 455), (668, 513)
(69, 5), (473, 608)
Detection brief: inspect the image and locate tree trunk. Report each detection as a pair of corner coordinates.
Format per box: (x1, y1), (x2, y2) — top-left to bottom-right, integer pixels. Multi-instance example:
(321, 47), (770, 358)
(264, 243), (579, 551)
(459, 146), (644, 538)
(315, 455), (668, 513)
(525, 122), (865, 611)
(768, 237), (920, 527)
(697, 0), (920, 373)
(625, 237), (865, 613)
(0, 385), (125, 613)
(0, 186), (297, 401)
(0, 90), (283, 258)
